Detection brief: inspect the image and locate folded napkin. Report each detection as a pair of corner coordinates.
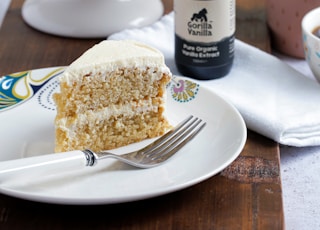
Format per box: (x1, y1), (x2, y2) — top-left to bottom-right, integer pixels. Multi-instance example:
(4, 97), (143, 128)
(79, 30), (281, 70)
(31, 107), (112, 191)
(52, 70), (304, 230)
(109, 13), (320, 147)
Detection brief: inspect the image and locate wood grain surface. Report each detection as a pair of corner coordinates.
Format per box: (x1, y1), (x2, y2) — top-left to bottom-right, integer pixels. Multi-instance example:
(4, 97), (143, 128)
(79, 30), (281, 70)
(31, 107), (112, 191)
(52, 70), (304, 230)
(0, 0), (284, 229)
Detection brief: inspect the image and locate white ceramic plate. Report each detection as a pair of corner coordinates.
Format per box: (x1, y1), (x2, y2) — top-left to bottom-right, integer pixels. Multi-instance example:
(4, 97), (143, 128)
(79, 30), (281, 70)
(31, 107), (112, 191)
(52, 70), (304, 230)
(0, 67), (246, 205)
(22, 0), (164, 38)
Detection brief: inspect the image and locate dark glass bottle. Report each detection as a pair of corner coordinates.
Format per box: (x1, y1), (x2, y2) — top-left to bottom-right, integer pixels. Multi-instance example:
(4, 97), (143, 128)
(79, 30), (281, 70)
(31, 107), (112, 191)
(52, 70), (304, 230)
(174, 0), (235, 80)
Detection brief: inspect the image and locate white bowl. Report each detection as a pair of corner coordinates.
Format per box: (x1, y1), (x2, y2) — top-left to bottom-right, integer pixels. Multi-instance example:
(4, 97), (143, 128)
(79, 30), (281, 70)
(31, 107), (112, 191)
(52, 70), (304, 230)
(22, 0), (164, 38)
(302, 7), (320, 82)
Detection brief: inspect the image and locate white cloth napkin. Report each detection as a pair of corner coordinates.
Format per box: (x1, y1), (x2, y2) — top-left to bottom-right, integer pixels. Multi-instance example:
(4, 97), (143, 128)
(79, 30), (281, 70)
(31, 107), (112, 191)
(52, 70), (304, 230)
(109, 13), (320, 147)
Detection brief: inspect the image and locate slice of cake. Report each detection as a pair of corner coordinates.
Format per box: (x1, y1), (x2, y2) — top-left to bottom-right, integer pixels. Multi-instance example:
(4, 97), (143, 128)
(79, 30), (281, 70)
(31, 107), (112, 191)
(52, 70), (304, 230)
(53, 40), (172, 152)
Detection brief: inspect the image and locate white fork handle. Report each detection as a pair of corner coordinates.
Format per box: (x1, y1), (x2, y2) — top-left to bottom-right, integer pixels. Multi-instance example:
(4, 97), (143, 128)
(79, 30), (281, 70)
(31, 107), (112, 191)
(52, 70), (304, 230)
(0, 150), (89, 178)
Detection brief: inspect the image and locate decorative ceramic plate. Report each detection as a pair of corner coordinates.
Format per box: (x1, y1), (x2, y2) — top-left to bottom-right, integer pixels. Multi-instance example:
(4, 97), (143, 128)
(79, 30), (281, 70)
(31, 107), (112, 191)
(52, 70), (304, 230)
(0, 67), (246, 205)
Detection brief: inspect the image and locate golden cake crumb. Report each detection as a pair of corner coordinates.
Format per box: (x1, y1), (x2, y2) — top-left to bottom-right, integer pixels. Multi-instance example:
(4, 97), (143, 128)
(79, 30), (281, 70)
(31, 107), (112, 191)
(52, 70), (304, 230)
(54, 40), (172, 152)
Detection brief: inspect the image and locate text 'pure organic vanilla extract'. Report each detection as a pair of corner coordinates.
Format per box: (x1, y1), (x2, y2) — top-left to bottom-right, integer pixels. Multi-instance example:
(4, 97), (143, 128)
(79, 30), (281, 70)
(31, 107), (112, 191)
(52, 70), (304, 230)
(174, 0), (235, 80)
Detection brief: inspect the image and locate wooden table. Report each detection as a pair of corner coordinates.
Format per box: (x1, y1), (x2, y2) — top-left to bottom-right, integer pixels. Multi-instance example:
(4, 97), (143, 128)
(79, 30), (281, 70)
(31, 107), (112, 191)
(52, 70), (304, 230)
(0, 0), (284, 229)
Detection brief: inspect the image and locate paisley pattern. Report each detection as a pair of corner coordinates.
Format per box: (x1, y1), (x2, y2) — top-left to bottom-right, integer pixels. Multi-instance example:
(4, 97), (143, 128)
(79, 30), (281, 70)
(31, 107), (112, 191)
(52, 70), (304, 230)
(37, 79), (60, 111)
(0, 68), (64, 111)
(170, 77), (200, 103)
(0, 68), (201, 112)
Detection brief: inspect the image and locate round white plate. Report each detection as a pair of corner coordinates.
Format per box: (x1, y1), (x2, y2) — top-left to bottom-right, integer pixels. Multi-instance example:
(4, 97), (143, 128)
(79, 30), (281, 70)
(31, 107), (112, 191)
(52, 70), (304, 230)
(22, 0), (164, 38)
(0, 67), (246, 205)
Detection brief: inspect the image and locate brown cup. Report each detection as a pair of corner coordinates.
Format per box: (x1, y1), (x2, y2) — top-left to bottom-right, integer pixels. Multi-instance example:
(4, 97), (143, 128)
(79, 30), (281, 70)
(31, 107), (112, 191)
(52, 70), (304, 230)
(266, 0), (320, 58)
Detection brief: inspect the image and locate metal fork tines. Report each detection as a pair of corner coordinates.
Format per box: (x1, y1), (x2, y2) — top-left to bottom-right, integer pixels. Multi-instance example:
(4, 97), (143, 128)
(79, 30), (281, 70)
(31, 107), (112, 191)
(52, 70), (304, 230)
(84, 115), (206, 168)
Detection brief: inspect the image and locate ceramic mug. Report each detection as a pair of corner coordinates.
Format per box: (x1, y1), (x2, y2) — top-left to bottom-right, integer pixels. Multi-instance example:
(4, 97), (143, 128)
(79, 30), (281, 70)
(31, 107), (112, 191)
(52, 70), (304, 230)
(302, 7), (320, 82)
(266, 0), (320, 58)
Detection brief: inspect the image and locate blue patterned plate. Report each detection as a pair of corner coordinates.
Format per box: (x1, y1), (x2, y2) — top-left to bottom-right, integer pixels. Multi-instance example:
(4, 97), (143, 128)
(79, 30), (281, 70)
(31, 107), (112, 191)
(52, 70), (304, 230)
(0, 67), (246, 204)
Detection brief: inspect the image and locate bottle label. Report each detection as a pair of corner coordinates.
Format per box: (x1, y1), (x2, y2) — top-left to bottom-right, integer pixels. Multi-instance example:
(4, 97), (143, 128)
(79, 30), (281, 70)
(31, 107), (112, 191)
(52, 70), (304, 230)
(175, 0), (235, 67)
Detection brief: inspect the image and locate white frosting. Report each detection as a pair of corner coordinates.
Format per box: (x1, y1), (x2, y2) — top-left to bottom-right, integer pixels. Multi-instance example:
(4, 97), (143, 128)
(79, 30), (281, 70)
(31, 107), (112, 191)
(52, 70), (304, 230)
(61, 40), (171, 84)
(56, 99), (160, 137)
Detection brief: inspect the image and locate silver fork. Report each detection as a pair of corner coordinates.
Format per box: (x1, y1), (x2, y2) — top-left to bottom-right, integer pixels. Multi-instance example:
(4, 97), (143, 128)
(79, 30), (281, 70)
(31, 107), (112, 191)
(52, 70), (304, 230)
(83, 115), (206, 168)
(0, 116), (206, 176)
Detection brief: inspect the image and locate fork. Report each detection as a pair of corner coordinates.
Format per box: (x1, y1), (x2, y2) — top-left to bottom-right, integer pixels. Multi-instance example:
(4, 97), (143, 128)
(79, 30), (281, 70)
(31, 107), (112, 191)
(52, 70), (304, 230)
(0, 116), (206, 176)
(85, 115), (206, 168)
